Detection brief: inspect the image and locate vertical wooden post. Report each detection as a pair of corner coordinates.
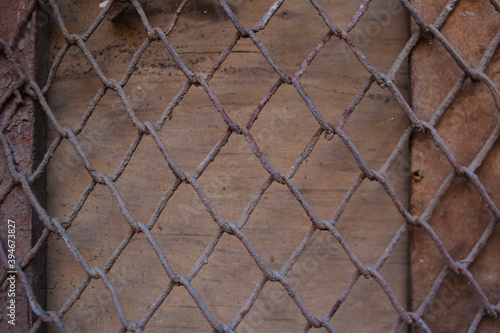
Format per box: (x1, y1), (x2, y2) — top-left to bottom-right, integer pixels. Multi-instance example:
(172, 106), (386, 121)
(410, 0), (500, 331)
(0, 0), (48, 331)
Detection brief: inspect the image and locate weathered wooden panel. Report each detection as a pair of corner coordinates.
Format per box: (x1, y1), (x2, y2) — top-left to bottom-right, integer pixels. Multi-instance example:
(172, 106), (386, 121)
(410, 0), (500, 331)
(46, 1), (410, 332)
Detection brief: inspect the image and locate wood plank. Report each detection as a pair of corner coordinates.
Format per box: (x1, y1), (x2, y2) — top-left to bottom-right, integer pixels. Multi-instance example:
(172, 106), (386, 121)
(410, 0), (500, 331)
(46, 1), (410, 332)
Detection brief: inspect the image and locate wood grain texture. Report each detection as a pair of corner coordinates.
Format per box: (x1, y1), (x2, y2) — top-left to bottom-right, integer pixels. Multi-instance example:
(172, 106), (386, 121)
(410, 0), (500, 331)
(46, 1), (410, 332)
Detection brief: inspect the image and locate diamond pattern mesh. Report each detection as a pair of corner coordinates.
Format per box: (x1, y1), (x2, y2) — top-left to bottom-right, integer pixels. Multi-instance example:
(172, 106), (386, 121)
(1, 0), (499, 332)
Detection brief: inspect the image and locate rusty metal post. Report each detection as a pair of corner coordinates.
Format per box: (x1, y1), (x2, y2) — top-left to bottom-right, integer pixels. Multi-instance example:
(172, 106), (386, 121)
(0, 0), (48, 331)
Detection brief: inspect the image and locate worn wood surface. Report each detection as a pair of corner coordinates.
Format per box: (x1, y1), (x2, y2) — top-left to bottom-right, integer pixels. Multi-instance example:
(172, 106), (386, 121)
(410, 0), (500, 332)
(46, 1), (410, 332)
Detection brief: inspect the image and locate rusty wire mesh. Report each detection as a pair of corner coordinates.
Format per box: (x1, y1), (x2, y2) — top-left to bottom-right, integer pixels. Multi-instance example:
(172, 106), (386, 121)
(1, 0), (500, 332)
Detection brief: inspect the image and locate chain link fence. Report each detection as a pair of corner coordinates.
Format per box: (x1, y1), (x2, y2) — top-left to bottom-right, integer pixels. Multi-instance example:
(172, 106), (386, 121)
(1, 0), (499, 332)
